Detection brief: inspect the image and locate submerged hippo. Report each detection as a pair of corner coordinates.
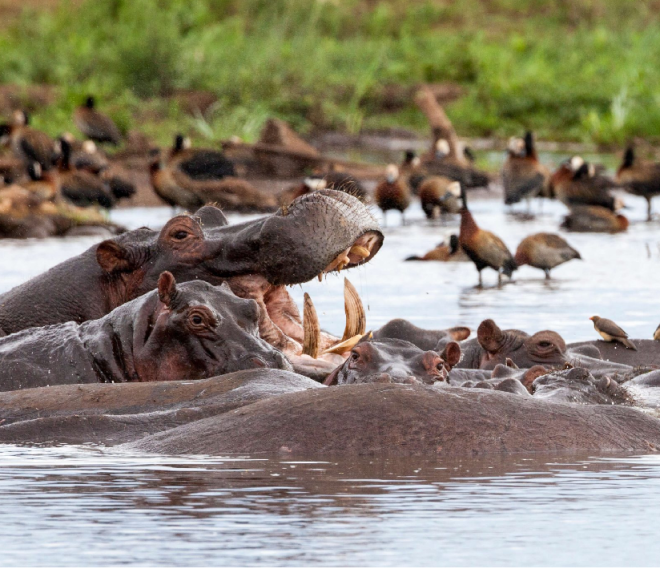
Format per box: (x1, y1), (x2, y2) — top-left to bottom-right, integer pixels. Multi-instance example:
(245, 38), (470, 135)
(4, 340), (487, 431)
(531, 367), (633, 405)
(0, 272), (289, 391)
(458, 319), (568, 369)
(371, 318), (471, 351)
(0, 190), (383, 357)
(324, 337), (462, 386)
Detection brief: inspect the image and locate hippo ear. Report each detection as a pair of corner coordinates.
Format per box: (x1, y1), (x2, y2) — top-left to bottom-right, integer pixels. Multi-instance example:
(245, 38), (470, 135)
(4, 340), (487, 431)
(96, 240), (136, 273)
(447, 326), (471, 342)
(440, 341), (462, 368)
(477, 319), (501, 347)
(195, 205), (229, 228)
(157, 271), (178, 306)
(323, 364), (343, 387)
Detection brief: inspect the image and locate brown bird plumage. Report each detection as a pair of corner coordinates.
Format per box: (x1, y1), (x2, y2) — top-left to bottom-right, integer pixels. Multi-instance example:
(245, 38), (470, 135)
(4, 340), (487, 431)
(2, 110), (59, 170)
(515, 233), (581, 279)
(550, 156), (621, 211)
(589, 315), (637, 350)
(73, 96), (122, 145)
(561, 205), (628, 233)
(418, 177), (460, 218)
(458, 184), (517, 286)
(374, 164), (411, 225)
(405, 234), (469, 262)
(502, 132), (549, 207)
(617, 146), (660, 221)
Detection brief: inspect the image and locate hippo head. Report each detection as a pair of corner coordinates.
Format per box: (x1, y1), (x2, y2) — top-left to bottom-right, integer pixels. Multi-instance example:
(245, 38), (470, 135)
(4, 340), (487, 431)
(324, 337), (462, 386)
(477, 319), (522, 354)
(96, 190), (382, 289)
(523, 330), (567, 365)
(125, 272), (291, 381)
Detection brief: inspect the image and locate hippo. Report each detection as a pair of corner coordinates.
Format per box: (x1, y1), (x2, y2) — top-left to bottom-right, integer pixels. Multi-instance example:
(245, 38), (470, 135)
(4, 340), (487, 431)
(0, 272), (289, 391)
(457, 319), (568, 369)
(323, 337), (462, 386)
(531, 367), (634, 405)
(371, 318), (471, 351)
(568, 340), (660, 368)
(0, 190), (383, 358)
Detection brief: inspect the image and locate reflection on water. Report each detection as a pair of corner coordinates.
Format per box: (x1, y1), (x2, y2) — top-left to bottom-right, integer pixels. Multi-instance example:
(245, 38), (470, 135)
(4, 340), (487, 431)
(0, 445), (659, 566)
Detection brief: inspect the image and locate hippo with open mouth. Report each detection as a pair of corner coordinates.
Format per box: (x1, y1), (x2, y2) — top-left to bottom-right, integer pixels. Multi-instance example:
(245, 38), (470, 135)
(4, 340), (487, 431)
(0, 190), (383, 360)
(0, 271), (289, 391)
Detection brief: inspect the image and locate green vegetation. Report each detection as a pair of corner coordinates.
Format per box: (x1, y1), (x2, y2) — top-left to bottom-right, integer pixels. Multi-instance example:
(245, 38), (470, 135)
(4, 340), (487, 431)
(1, 0), (660, 147)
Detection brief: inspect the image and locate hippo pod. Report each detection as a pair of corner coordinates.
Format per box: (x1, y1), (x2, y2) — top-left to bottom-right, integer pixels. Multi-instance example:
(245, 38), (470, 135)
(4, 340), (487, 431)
(0, 272), (289, 391)
(0, 190), (383, 361)
(458, 319), (568, 369)
(324, 337), (462, 386)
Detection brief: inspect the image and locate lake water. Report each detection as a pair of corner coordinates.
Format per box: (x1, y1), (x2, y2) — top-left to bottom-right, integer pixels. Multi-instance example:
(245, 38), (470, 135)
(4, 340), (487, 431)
(1, 194), (660, 566)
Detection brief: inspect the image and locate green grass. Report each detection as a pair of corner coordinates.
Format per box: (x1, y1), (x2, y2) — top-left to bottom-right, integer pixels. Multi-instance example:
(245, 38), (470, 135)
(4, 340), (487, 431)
(1, 0), (660, 147)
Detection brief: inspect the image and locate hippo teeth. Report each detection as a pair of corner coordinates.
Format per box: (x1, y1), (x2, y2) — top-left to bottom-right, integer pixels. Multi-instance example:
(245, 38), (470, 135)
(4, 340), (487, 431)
(322, 333), (363, 356)
(342, 278), (366, 341)
(349, 245), (371, 258)
(302, 293), (320, 358)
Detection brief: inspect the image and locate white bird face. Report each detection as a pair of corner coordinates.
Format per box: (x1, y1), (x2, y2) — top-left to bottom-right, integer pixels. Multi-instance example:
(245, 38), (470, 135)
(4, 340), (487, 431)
(435, 139), (450, 158)
(385, 164), (399, 183)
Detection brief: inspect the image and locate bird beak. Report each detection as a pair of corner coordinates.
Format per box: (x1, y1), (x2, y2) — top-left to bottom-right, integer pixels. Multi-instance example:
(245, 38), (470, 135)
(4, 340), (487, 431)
(588, 316), (594, 321)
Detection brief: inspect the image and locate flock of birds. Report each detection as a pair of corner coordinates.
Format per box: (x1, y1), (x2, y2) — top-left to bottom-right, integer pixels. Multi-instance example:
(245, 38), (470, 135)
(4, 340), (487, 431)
(369, 130), (660, 288)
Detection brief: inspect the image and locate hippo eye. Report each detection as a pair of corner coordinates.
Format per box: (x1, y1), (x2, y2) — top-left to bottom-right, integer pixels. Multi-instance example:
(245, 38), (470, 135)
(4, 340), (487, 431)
(539, 341), (552, 348)
(436, 361), (444, 371)
(350, 351), (360, 362)
(173, 230), (188, 240)
(191, 314), (203, 325)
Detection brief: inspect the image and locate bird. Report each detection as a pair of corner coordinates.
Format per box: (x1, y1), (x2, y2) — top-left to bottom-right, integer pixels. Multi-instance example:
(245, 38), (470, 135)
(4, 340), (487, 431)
(514, 233), (581, 279)
(23, 162), (59, 202)
(374, 164), (411, 225)
(589, 316), (637, 350)
(73, 96), (122, 145)
(561, 205), (629, 233)
(502, 131), (549, 208)
(405, 234), (469, 262)
(421, 138), (490, 188)
(281, 170), (367, 205)
(550, 156), (622, 211)
(168, 134), (235, 181)
(616, 146), (660, 221)
(458, 183), (517, 286)
(399, 149), (425, 193)
(1, 110), (59, 170)
(418, 177), (460, 218)
(654, 324), (660, 341)
(57, 138), (115, 209)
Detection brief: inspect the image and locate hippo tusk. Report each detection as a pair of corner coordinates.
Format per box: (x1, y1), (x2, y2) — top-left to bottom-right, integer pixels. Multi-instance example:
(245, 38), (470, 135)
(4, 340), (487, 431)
(302, 293), (320, 358)
(342, 278), (366, 340)
(349, 245), (370, 258)
(322, 333), (363, 356)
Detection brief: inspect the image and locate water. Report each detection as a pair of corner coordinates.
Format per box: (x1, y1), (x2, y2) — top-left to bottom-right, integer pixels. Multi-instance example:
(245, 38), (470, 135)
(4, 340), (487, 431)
(2, 196), (660, 565)
(1, 446), (660, 566)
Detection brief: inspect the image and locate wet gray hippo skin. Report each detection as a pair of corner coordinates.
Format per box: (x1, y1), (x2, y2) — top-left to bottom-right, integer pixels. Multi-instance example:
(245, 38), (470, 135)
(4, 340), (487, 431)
(0, 190), (383, 344)
(568, 340), (660, 368)
(371, 319), (471, 351)
(531, 367), (633, 405)
(128, 381), (660, 456)
(324, 337), (462, 386)
(0, 272), (289, 391)
(457, 319), (568, 369)
(0, 369), (319, 446)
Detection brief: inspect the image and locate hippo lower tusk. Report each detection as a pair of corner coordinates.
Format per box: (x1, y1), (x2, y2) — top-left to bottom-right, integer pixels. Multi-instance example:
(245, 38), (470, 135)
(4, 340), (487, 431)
(349, 245), (370, 258)
(342, 278), (366, 341)
(302, 293), (320, 358)
(322, 333), (363, 355)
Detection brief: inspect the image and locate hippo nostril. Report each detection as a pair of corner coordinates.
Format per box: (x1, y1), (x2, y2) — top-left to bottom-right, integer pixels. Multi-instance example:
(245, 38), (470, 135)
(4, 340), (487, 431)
(251, 357), (267, 368)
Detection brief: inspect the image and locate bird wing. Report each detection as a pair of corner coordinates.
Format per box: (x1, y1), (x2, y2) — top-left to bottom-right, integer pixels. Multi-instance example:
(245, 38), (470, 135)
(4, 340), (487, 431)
(596, 318), (629, 338)
(476, 230), (513, 266)
(178, 151), (236, 180)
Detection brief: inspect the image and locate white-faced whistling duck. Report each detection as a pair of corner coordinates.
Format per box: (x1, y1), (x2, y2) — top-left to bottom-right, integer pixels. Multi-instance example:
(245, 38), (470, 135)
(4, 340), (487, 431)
(514, 233), (581, 279)
(616, 146), (660, 221)
(168, 134), (235, 181)
(551, 156), (622, 211)
(419, 178), (461, 219)
(502, 131), (549, 208)
(73, 96), (122, 145)
(560, 205), (629, 233)
(458, 183), (517, 286)
(374, 164), (411, 225)
(405, 234), (469, 262)
(1, 110), (59, 170)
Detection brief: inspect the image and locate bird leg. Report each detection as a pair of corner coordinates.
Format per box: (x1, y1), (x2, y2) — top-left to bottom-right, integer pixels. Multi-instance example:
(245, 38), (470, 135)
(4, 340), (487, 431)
(478, 270), (483, 288)
(544, 269), (551, 280)
(647, 198), (653, 222)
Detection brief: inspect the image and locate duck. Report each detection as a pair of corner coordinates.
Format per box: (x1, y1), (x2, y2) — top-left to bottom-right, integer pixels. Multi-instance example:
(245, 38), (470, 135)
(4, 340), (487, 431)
(400, 149), (425, 193)
(560, 205), (628, 233)
(405, 234), (469, 262)
(419, 178), (461, 218)
(458, 184), (517, 286)
(550, 156), (622, 211)
(57, 138), (115, 209)
(150, 154), (276, 213)
(168, 134), (235, 181)
(1, 110), (59, 170)
(616, 146), (660, 221)
(422, 138), (490, 189)
(514, 233), (581, 279)
(23, 162), (59, 202)
(502, 131), (549, 207)
(282, 171), (367, 205)
(374, 164), (411, 225)
(73, 96), (122, 145)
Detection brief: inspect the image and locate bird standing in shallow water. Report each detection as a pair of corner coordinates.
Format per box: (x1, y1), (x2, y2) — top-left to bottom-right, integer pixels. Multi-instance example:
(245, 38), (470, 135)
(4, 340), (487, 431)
(502, 131), (549, 210)
(616, 146), (660, 222)
(458, 184), (517, 286)
(374, 164), (411, 226)
(589, 316), (637, 350)
(73, 96), (122, 146)
(514, 233), (581, 279)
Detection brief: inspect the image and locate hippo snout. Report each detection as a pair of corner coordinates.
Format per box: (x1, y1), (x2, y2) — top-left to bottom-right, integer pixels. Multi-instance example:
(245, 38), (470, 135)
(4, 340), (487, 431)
(237, 352), (292, 372)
